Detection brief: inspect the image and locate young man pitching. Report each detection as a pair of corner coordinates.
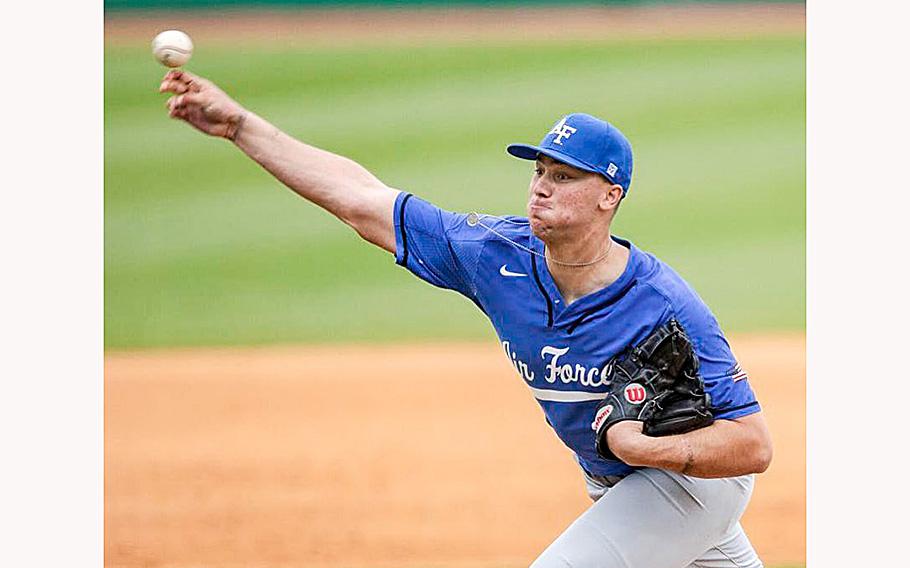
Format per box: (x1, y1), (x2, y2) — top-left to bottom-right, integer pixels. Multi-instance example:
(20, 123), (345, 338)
(159, 69), (772, 568)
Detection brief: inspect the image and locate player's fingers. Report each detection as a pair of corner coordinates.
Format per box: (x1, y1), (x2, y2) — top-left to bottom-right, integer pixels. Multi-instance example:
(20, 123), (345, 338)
(178, 70), (202, 88)
(163, 69), (202, 90)
(176, 92), (206, 107)
(169, 93), (205, 113)
(176, 69), (197, 81)
(161, 70), (187, 87)
(159, 80), (189, 94)
(166, 99), (183, 119)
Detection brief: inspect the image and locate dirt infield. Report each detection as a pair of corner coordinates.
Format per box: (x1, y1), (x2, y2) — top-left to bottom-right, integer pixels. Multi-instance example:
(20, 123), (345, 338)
(105, 4), (804, 46)
(105, 334), (804, 567)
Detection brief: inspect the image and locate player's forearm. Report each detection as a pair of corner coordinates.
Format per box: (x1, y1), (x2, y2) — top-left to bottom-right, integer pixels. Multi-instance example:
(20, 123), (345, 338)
(232, 111), (399, 251)
(642, 420), (771, 478)
(608, 416), (773, 478)
(159, 70), (399, 250)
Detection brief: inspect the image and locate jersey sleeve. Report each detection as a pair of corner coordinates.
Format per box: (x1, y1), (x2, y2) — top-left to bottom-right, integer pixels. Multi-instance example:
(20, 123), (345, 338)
(670, 293), (761, 421)
(393, 192), (486, 299)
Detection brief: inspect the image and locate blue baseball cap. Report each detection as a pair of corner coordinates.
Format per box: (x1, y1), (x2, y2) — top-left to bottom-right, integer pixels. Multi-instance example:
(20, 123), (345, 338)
(507, 113), (634, 194)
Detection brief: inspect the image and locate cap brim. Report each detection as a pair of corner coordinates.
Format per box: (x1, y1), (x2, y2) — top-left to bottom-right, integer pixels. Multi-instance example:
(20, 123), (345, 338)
(506, 143), (601, 176)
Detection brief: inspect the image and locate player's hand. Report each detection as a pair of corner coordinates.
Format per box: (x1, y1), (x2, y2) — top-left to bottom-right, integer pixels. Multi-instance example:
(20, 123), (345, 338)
(159, 70), (247, 140)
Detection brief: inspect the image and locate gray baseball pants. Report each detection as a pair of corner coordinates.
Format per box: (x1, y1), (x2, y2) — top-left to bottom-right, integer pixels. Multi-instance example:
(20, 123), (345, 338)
(530, 467), (763, 568)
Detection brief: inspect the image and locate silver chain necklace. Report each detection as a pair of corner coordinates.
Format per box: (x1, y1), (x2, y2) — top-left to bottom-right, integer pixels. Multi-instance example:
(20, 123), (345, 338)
(466, 211), (614, 268)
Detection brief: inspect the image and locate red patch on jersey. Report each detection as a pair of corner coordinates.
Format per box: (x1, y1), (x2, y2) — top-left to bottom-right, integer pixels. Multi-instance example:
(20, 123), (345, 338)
(624, 383), (647, 404)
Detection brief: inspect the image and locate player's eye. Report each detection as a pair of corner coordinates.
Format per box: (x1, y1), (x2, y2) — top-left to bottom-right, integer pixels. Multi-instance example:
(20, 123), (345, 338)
(534, 167), (544, 176)
(555, 172), (570, 181)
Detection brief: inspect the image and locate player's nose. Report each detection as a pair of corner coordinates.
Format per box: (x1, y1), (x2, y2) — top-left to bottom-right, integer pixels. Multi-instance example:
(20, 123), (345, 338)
(531, 175), (553, 197)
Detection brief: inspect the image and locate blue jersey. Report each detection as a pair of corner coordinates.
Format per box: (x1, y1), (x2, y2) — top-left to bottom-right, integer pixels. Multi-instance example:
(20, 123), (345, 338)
(393, 192), (760, 477)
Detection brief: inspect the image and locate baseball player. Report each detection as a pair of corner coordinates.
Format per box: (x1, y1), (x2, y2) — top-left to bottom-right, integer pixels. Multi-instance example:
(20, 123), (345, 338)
(160, 69), (773, 568)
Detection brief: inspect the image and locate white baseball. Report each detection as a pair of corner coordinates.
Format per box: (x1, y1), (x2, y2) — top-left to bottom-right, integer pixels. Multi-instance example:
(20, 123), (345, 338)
(152, 30), (194, 68)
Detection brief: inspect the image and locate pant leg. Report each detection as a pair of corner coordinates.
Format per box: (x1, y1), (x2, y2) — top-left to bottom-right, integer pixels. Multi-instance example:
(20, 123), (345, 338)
(685, 523), (762, 568)
(530, 469), (761, 568)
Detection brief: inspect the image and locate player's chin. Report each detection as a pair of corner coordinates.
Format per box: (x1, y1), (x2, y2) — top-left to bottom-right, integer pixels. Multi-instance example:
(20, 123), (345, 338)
(529, 216), (551, 239)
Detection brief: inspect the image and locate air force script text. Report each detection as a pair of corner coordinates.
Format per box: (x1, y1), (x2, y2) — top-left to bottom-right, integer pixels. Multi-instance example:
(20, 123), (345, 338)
(502, 341), (611, 388)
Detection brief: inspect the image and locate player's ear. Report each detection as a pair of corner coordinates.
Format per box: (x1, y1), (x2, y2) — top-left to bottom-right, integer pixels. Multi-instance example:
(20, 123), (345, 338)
(597, 183), (624, 213)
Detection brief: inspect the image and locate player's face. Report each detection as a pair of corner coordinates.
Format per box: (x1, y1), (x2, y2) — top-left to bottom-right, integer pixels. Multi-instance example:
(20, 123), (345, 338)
(527, 155), (616, 240)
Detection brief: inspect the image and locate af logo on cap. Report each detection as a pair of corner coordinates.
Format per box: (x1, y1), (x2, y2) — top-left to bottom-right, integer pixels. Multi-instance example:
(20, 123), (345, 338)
(606, 163), (618, 177)
(549, 117), (578, 145)
(624, 383), (647, 404)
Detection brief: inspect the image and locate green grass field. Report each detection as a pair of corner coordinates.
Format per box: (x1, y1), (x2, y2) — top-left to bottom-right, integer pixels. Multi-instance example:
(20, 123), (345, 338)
(105, 36), (805, 348)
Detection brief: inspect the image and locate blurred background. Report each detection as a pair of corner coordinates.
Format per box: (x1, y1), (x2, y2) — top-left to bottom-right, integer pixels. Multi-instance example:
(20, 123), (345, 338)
(105, 1), (805, 567)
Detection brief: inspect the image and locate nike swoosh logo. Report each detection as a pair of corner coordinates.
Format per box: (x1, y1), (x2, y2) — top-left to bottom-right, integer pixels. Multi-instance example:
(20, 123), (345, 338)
(499, 264), (528, 277)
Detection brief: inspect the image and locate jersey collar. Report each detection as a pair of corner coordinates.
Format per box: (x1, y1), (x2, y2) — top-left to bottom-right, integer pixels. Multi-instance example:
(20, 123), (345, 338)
(528, 235), (642, 326)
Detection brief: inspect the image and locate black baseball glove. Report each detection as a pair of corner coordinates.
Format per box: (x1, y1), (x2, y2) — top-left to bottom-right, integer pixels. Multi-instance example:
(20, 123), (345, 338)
(592, 319), (714, 461)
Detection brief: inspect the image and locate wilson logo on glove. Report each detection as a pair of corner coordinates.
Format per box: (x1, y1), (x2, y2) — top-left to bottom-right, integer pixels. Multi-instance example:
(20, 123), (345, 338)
(624, 383), (647, 404)
(591, 404), (614, 431)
